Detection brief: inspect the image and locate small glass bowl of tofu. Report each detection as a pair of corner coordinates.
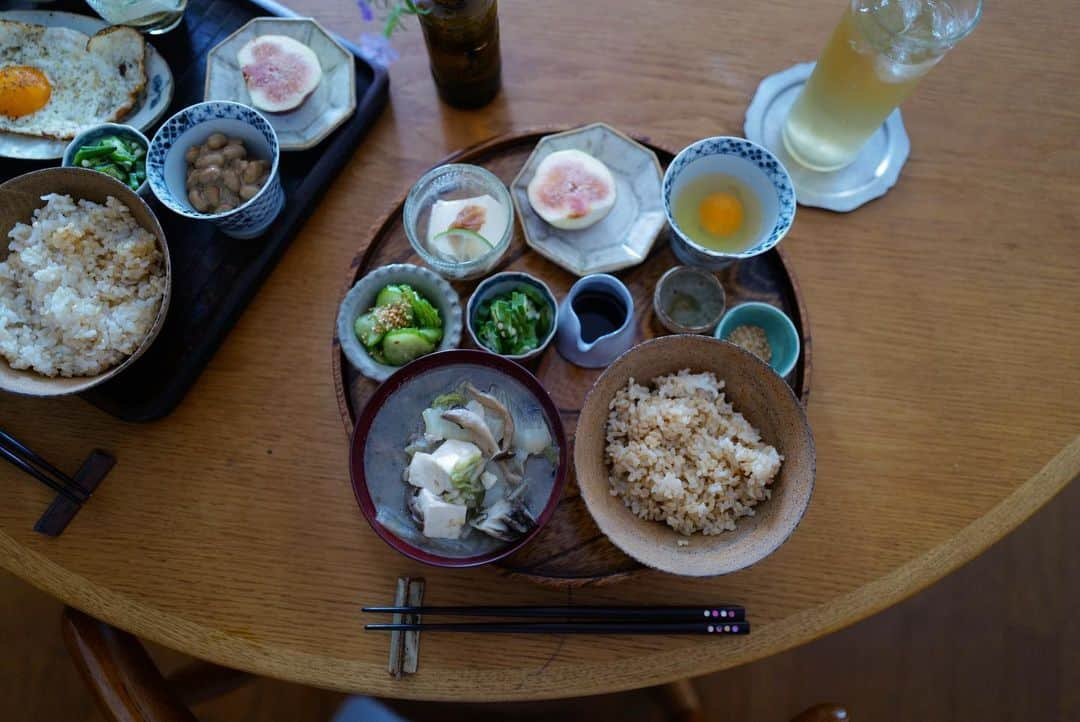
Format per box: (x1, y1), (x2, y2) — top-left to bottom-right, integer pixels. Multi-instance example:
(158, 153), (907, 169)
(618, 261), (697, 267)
(404, 163), (515, 281)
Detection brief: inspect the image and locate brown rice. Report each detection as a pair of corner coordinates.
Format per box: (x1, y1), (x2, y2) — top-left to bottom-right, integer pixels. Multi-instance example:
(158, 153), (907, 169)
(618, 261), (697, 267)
(604, 369), (782, 535)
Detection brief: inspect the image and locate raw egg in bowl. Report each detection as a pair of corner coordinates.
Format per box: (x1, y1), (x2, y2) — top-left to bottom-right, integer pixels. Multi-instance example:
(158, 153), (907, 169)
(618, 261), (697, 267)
(662, 137), (795, 270)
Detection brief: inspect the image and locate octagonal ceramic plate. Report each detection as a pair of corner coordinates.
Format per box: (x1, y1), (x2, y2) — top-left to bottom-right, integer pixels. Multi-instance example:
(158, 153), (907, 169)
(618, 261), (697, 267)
(204, 17), (357, 152)
(510, 123), (666, 277)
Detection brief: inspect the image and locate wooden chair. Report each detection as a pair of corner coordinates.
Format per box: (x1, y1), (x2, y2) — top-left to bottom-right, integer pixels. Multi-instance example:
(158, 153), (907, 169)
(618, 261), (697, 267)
(62, 608), (848, 722)
(61, 608), (252, 722)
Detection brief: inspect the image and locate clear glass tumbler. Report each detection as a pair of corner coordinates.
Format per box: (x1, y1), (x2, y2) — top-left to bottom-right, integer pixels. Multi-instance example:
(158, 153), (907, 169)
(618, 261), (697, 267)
(782, 0), (982, 172)
(85, 0), (188, 34)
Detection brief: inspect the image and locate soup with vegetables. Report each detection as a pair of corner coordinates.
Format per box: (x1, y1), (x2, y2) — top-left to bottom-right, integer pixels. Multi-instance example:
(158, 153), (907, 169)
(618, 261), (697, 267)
(364, 363), (560, 558)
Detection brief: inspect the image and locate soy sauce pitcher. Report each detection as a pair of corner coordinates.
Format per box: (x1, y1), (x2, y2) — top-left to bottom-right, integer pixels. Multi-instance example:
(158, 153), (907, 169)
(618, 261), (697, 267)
(555, 274), (636, 368)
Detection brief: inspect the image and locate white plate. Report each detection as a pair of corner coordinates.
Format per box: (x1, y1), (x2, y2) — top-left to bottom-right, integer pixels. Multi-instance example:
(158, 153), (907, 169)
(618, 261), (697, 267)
(510, 124), (666, 277)
(744, 63), (910, 213)
(205, 18), (357, 152)
(0, 10), (174, 161)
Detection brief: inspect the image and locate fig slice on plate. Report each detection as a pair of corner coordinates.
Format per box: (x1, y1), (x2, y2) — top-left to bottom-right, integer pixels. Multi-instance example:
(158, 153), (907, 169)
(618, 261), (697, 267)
(526, 149), (617, 230)
(237, 35), (322, 113)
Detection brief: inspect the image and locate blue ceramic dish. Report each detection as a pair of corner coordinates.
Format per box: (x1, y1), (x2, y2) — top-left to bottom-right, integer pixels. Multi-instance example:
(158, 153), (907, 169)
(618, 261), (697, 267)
(663, 136), (796, 270)
(147, 101), (284, 239)
(714, 302), (801, 378)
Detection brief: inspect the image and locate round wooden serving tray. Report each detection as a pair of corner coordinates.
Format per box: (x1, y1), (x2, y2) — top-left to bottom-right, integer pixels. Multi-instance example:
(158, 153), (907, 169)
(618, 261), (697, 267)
(333, 127), (812, 587)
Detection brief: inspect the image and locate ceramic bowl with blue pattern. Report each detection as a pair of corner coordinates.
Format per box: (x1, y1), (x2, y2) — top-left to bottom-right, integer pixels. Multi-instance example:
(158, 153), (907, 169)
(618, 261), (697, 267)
(147, 101), (283, 239)
(662, 137), (796, 270)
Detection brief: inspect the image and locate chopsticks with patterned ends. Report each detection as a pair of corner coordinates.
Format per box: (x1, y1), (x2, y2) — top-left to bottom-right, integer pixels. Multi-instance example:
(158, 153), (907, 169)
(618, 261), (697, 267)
(363, 605), (749, 635)
(363, 605), (745, 622)
(365, 621), (750, 635)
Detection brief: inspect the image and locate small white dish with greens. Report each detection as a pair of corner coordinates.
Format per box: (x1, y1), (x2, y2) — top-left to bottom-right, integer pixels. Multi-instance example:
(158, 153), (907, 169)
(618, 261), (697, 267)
(466, 272), (558, 361)
(337, 263), (462, 382)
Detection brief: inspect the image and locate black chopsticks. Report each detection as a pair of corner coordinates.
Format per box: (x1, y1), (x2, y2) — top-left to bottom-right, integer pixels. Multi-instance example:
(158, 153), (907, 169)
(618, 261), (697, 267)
(0, 428), (88, 505)
(366, 621), (749, 635)
(363, 605), (749, 635)
(364, 605), (745, 621)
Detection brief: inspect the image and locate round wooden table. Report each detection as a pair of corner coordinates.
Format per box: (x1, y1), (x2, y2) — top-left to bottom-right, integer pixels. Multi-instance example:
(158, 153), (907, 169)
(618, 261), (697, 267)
(2, 0), (1079, 702)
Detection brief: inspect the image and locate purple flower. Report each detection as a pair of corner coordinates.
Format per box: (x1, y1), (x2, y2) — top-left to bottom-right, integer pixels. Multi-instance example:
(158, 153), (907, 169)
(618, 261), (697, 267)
(358, 32), (400, 67)
(357, 0), (374, 22)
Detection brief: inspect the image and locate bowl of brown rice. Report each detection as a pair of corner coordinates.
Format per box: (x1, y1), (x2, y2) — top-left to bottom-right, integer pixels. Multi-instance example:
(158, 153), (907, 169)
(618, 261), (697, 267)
(575, 334), (814, 576)
(0, 168), (171, 397)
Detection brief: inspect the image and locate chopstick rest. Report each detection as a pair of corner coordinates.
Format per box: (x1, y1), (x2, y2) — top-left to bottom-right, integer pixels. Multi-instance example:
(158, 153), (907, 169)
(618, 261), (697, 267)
(32, 450), (114, 537)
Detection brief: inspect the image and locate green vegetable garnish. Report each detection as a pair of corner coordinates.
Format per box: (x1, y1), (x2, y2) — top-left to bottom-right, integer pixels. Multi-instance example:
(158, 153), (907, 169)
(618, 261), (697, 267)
(417, 327), (443, 345)
(354, 283), (444, 366)
(353, 311), (385, 349)
(72, 134), (146, 190)
(375, 284), (408, 307)
(402, 286), (442, 329)
(431, 387), (467, 409)
(449, 455), (485, 507)
(474, 287), (551, 356)
(381, 328), (436, 365)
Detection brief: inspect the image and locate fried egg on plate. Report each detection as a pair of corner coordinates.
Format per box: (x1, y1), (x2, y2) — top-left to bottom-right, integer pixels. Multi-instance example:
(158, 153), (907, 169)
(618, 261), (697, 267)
(0, 21), (146, 140)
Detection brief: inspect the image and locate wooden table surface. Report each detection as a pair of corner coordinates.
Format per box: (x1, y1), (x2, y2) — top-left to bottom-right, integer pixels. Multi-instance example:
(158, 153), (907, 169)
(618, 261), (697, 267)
(3, 0), (1079, 702)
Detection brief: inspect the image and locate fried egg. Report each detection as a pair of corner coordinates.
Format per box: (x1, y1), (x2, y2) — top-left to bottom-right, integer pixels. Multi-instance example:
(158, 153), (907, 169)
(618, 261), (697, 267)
(0, 21), (146, 140)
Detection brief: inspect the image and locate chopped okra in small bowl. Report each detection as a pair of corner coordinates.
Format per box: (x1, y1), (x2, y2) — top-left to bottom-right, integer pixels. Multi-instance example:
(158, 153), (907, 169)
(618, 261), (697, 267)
(337, 264), (463, 382)
(63, 123), (149, 197)
(466, 272), (559, 362)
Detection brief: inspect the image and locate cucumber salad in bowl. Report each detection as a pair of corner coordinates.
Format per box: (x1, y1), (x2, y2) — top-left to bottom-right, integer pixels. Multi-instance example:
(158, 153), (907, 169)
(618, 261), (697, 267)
(353, 284), (444, 366)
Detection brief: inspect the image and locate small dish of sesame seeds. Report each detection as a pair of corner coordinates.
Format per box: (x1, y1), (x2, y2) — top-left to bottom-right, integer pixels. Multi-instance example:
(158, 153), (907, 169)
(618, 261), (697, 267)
(714, 301), (800, 378)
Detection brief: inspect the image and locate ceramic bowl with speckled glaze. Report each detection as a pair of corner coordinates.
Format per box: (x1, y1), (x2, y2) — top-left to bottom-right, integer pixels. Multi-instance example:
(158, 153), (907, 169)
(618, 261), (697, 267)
(336, 263), (463, 383)
(575, 334), (814, 576)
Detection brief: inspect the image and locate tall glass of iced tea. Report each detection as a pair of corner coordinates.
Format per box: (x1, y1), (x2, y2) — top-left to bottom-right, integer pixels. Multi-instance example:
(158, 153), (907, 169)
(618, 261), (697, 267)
(782, 0), (982, 172)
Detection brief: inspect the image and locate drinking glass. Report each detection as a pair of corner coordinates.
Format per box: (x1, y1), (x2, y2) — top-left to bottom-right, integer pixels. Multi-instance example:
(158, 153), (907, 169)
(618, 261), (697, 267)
(782, 0), (982, 172)
(85, 0), (188, 34)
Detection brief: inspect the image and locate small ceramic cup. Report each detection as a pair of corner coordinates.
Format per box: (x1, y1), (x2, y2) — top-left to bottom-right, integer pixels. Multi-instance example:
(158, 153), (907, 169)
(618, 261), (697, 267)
(555, 274), (635, 368)
(337, 263), (463, 383)
(714, 301), (801, 378)
(147, 101), (284, 239)
(63, 123), (150, 198)
(663, 136), (796, 270)
(466, 271), (558, 362)
(404, 163), (514, 281)
(652, 265), (726, 335)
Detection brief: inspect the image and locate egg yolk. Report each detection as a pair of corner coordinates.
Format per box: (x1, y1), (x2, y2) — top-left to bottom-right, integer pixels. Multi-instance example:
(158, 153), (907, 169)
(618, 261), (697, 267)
(698, 192), (744, 236)
(0, 66), (52, 119)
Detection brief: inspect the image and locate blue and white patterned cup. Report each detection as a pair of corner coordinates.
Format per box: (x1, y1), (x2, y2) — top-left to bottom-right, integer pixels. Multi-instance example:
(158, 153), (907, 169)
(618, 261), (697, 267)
(662, 136), (796, 270)
(147, 101), (284, 240)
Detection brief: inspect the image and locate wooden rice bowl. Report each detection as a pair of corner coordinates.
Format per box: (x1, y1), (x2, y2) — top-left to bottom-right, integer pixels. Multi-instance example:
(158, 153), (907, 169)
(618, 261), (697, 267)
(575, 334), (815, 576)
(0, 168), (171, 397)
